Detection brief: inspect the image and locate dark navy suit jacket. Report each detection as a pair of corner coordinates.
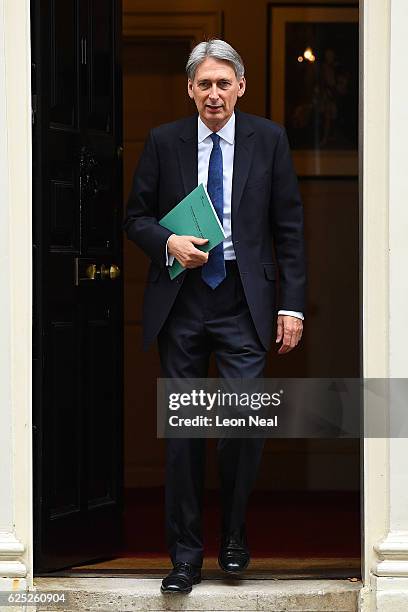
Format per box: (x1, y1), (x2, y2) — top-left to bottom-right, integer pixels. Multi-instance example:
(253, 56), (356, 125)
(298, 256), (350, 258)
(123, 110), (306, 351)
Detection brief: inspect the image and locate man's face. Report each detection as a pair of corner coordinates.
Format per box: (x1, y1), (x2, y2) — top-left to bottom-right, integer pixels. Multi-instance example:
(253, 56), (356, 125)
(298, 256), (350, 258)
(187, 57), (246, 130)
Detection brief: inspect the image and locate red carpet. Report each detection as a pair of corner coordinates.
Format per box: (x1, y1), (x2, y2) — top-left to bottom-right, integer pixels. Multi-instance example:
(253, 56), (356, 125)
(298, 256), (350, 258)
(117, 488), (360, 559)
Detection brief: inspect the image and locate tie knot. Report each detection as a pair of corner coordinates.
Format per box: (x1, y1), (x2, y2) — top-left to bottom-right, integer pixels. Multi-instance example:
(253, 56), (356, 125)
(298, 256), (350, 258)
(210, 132), (220, 146)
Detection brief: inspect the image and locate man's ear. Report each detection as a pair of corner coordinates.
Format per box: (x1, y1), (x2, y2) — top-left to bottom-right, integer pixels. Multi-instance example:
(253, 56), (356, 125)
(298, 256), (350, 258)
(237, 77), (246, 98)
(187, 79), (194, 99)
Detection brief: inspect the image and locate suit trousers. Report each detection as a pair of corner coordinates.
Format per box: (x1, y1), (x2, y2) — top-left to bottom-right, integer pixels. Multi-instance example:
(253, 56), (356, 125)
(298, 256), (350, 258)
(157, 260), (267, 567)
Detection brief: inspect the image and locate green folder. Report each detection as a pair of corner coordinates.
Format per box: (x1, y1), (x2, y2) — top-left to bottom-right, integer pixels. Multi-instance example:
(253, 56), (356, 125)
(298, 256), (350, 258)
(159, 183), (226, 280)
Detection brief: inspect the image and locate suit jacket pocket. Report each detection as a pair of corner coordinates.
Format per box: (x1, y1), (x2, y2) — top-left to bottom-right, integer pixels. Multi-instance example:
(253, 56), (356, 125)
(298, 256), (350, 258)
(147, 263), (162, 283)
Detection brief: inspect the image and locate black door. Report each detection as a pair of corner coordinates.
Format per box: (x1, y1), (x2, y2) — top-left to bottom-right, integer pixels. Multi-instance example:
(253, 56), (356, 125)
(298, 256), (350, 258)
(32, 0), (124, 571)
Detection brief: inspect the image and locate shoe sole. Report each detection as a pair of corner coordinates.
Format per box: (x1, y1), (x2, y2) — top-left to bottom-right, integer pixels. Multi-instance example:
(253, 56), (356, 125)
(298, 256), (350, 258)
(160, 575), (201, 594)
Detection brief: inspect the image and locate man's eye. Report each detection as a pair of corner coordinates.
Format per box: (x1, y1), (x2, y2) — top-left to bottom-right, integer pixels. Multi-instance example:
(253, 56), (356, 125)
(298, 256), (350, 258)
(198, 82), (210, 90)
(219, 81), (231, 89)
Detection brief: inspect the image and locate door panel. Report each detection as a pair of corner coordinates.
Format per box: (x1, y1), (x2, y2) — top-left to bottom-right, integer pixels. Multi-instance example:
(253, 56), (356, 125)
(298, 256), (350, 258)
(49, 0), (79, 128)
(49, 180), (78, 250)
(84, 293), (121, 505)
(32, 0), (123, 572)
(87, 0), (114, 133)
(48, 319), (81, 514)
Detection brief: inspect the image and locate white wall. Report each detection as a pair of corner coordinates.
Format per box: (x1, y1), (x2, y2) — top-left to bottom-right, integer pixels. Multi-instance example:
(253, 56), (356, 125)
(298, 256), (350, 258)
(361, 0), (390, 597)
(0, 0), (13, 532)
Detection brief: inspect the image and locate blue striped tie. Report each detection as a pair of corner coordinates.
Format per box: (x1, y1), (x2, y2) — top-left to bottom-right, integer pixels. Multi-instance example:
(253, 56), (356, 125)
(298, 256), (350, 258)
(201, 133), (226, 289)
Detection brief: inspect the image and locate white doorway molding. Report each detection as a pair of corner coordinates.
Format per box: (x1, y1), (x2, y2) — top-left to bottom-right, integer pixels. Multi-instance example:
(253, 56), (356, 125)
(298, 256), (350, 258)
(363, 0), (408, 609)
(0, 0), (33, 590)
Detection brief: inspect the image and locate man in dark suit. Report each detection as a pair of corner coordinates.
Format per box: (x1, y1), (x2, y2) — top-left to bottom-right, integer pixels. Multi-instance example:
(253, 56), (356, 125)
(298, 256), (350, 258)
(123, 39), (306, 593)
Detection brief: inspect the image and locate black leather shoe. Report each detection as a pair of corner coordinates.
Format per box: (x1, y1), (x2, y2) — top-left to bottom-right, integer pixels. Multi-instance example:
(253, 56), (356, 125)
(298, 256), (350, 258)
(160, 562), (201, 594)
(218, 529), (250, 574)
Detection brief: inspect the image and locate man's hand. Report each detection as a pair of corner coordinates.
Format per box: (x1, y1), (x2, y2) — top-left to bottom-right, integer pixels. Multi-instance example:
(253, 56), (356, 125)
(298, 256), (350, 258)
(276, 314), (303, 355)
(168, 234), (209, 268)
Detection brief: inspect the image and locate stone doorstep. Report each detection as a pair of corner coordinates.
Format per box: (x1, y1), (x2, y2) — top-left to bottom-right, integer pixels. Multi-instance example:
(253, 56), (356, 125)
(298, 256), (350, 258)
(33, 577), (362, 611)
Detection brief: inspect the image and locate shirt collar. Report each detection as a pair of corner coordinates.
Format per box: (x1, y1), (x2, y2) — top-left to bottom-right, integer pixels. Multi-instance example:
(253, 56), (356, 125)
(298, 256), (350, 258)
(198, 112), (235, 144)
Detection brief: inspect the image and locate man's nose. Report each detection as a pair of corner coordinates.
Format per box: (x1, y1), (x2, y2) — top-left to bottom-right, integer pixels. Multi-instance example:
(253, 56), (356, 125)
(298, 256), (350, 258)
(208, 85), (219, 99)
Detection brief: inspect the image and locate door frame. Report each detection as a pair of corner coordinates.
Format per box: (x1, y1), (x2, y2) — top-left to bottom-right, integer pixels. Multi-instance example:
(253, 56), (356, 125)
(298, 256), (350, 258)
(0, 0), (33, 589)
(0, 0), (403, 608)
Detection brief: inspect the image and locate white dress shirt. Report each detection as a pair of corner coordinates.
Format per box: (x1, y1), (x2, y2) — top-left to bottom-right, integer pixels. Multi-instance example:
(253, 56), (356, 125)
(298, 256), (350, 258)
(198, 113), (236, 259)
(166, 112), (303, 321)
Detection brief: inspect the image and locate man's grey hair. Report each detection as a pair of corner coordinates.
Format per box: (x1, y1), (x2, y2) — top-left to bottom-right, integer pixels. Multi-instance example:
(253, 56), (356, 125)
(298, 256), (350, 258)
(186, 39), (245, 81)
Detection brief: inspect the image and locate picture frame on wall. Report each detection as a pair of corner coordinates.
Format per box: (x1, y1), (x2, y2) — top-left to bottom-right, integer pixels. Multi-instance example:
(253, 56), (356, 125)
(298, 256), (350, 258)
(268, 5), (359, 176)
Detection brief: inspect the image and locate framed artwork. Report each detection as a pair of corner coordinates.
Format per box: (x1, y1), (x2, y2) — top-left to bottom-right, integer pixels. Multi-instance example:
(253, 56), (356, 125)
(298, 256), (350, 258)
(269, 6), (359, 176)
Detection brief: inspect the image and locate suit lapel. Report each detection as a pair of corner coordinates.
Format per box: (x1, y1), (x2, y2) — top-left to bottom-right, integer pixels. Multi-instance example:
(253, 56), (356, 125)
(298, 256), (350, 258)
(232, 111), (255, 221)
(177, 115), (198, 196)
